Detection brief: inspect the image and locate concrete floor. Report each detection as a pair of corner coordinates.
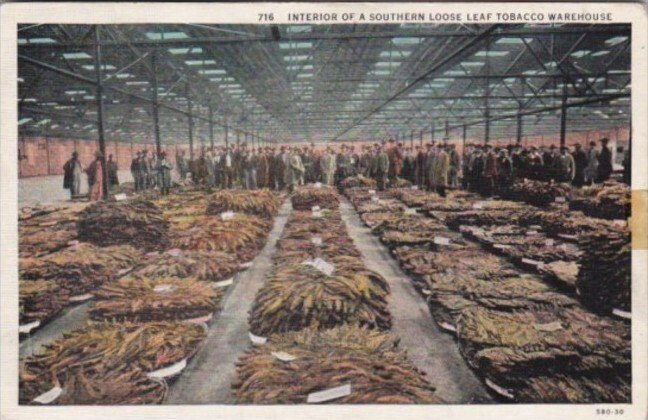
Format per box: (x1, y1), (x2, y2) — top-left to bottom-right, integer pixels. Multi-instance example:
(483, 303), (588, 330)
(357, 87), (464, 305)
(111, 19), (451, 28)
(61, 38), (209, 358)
(166, 199), (292, 404)
(339, 199), (493, 404)
(19, 170), (133, 207)
(19, 302), (91, 358)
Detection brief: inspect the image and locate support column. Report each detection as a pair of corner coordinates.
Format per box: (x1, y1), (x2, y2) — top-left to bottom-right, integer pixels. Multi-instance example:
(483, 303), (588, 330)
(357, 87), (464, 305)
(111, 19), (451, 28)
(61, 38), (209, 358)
(186, 83), (194, 160)
(208, 104), (214, 149)
(484, 37), (491, 144)
(516, 112), (523, 144)
(45, 135), (51, 175)
(410, 131), (414, 148)
(560, 78), (568, 148)
(93, 25), (109, 199)
(224, 123), (229, 148)
(150, 50), (162, 157)
(462, 124), (467, 153)
(430, 122), (435, 143)
(419, 130), (423, 147)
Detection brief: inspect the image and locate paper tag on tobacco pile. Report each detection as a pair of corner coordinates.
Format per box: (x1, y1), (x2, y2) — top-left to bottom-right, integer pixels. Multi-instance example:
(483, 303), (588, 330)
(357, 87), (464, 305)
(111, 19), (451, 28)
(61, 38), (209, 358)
(612, 219), (627, 227)
(303, 258), (335, 276)
(213, 278), (234, 289)
(433, 236), (451, 246)
(114, 193), (128, 201)
(311, 205), (321, 212)
(411, 185), (419, 190)
(311, 210), (322, 219)
(249, 332), (267, 345)
(472, 201), (485, 209)
(314, 182), (322, 188)
(271, 351), (297, 362)
(555, 196), (566, 203)
(33, 386), (63, 404)
(220, 211), (236, 221)
(307, 383), (352, 403)
(404, 208), (417, 215)
(545, 239), (555, 247)
(311, 236), (323, 246)
(19, 320), (40, 334)
(368, 189), (376, 195)
(371, 196), (380, 202)
(526, 230), (538, 236)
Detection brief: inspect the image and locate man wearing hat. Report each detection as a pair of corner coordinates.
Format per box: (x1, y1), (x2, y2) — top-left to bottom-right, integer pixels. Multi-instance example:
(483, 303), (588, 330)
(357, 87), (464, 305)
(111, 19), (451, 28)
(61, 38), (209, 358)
(596, 138), (613, 183)
(156, 151), (173, 195)
(63, 151), (83, 199)
(556, 146), (576, 183)
(321, 146), (337, 186)
(584, 141), (599, 185)
(86, 151), (104, 201)
(415, 143), (429, 188)
(483, 144), (498, 197)
(374, 143), (390, 191)
(527, 146), (544, 180)
(571, 143), (588, 187)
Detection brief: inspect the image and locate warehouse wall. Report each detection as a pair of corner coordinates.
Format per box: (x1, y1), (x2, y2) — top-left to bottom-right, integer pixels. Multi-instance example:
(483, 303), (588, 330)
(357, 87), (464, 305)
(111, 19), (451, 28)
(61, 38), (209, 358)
(18, 136), (192, 178)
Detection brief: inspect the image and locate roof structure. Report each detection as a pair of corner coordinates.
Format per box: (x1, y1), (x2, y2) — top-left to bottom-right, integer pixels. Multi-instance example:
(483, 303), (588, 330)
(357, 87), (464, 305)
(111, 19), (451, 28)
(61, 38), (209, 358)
(18, 23), (631, 147)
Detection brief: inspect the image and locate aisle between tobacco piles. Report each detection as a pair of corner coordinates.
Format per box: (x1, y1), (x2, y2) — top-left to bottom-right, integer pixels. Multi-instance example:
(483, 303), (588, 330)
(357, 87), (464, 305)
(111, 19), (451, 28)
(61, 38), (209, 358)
(338, 199), (492, 403)
(166, 199), (291, 403)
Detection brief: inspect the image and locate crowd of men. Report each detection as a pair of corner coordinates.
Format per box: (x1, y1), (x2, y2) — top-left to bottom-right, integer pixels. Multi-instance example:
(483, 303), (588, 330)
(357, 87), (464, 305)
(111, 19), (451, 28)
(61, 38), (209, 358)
(164, 136), (626, 197)
(460, 137), (621, 197)
(66, 136), (623, 201)
(129, 150), (174, 195)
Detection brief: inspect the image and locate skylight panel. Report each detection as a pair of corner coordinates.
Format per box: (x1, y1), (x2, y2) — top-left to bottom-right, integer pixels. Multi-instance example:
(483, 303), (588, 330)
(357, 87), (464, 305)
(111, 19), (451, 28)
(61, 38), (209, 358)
(126, 81), (149, 85)
(444, 70), (465, 76)
(198, 69), (227, 75)
(169, 47), (203, 55)
(495, 37), (533, 44)
(474, 51), (509, 57)
(25, 38), (57, 44)
(185, 59), (217, 66)
(605, 36), (628, 46)
(65, 90), (87, 95)
(392, 37), (422, 46)
(375, 62), (401, 68)
(81, 64), (116, 71)
(283, 55), (310, 61)
(591, 50), (610, 57)
(297, 73), (313, 78)
(379, 51), (411, 58)
(461, 62), (484, 67)
(18, 117), (33, 126)
(146, 32), (189, 40)
(570, 50), (591, 58)
(287, 25), (312, 33)
(287, 64), (314, 71)
(115, 73), (133, 79)
(63, 52), (92, 60)
(279, 41), (313, 49)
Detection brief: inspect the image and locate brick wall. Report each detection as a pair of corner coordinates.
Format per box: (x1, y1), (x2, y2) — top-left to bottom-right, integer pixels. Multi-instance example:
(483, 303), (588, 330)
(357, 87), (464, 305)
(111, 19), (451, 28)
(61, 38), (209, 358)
(18, 136), (193, 178)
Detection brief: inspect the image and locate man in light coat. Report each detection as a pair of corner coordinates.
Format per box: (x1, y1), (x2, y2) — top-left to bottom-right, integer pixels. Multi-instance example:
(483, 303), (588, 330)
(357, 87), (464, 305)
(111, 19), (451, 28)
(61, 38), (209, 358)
(375, 143), (390, 191)
(321, 147), (337, 186)
(433, 145), (450, 197)
(556, 146), (576, 183)
(287, 147), (305, 192)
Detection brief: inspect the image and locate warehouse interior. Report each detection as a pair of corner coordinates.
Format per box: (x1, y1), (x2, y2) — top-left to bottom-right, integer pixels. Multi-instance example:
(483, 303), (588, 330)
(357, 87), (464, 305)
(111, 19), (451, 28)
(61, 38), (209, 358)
(18, 23), (631, 405)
